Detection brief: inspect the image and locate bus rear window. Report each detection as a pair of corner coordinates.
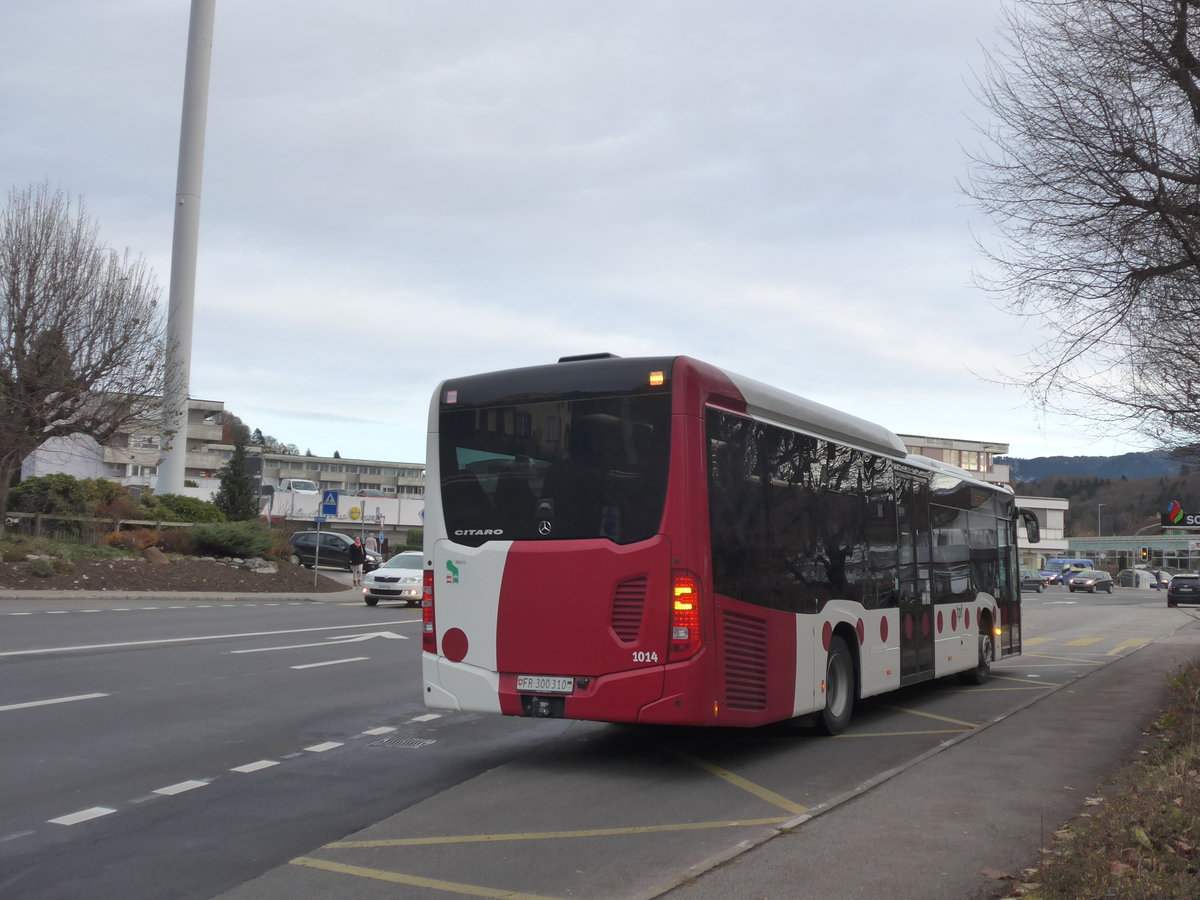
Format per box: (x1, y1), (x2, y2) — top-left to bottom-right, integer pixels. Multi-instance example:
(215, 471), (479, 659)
(439, 394), (671, 546)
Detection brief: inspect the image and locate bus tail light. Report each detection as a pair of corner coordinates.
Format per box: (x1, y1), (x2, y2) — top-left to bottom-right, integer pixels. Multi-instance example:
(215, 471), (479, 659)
(422, 568), (436, 653)
(669, 569), (702, 661)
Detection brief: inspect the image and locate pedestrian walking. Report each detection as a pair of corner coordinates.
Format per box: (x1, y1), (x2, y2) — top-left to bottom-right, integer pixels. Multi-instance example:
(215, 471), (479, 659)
(348, 536), (368, 586)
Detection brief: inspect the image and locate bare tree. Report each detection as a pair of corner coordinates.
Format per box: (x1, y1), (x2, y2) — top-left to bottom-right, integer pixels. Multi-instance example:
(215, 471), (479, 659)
(967, 0), (1200, 448)
(0, 182), (178, 520)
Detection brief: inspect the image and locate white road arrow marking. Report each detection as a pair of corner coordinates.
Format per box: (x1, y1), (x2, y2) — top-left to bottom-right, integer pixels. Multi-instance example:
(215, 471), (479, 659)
(0, 693), (109, 713)
(230, 631), (407, 654)
(0, 621), (413, 658)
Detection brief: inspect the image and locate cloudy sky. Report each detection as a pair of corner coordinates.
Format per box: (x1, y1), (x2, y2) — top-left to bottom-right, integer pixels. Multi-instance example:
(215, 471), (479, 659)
(1, 1), (1144, 465)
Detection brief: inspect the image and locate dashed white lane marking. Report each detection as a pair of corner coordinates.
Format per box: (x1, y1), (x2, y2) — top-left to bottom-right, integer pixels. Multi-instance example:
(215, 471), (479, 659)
(46, 611), (68, 615)
(291, 657), (369, 669)
(231, 760), (279, 773)
(0, 693), (109, 713)
(153, 780), (209, 796)
(49, 807), (117, 826)
(23, 718), (431, 832)
(305, 742), (344, 753)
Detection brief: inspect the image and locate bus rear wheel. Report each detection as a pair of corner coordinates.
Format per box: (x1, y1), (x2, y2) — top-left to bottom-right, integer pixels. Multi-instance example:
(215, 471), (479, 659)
(818, 635), (854, 735)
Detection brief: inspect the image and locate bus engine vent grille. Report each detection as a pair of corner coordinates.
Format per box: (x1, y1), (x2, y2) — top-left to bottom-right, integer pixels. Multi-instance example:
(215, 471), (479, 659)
(611, 576), (648, 642)
(723, 610), (769, 711)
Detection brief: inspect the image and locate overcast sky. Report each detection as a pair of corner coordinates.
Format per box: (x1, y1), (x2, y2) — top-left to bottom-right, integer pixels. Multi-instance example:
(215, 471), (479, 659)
(1, 1), (1147, 465)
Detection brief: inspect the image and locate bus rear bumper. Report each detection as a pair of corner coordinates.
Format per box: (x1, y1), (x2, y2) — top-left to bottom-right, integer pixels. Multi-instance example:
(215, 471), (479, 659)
(422, 653), (503, 714)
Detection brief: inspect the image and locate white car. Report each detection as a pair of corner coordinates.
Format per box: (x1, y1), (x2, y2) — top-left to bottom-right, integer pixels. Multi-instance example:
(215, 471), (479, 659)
(362, 550), (423, 607)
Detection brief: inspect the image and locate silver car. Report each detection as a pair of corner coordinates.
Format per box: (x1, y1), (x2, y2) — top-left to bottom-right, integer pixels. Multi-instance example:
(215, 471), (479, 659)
(361, 550), (424, 607)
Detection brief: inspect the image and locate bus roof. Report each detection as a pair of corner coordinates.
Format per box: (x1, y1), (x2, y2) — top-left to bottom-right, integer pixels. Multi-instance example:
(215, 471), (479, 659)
(723, 368), (910, 459)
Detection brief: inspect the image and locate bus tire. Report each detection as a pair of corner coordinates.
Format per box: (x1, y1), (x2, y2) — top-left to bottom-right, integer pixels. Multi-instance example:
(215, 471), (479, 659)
(960, 631), (994, 685)
(818, 635), (854, 735)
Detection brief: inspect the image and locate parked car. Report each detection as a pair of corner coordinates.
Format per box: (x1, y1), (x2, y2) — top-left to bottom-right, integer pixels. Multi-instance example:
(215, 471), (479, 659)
(1020, 568), (1044, 593)
(1167, 573), (1200, 608)
(1067, 569), (1114, 594)
(355, 489), (386, 497)
(288, 531), (382, 572)
(362, 550), (423, 607)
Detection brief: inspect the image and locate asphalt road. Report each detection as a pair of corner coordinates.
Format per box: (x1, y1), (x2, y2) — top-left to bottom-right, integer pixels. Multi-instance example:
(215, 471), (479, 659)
(1, 585), (1193, 899)
(0, 593), (568, 899)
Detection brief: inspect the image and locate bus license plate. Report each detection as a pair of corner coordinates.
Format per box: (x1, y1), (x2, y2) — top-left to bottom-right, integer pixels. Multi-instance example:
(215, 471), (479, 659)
(516, 675), (574, 694)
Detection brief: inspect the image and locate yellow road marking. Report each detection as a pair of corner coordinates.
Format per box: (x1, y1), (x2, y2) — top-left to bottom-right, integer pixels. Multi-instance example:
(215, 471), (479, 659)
(1108, 638), (1151, 656)
(1064, 637), (1104, 646)
(665, 748), (808, 815)
(1019, 654), (1104, 664)
(881, 706), (978, 728)
(835, 729), (969, 738)
(291, 856), (560, 899)
(1022, 637), (1053, 645)
(988, 675), (1058, 688)
(947, 685), (1047, 693)
(326, 818), (790, 849)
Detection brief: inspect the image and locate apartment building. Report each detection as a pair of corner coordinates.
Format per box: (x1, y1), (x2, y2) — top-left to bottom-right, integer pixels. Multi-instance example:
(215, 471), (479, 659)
(22, 398), (424, 501)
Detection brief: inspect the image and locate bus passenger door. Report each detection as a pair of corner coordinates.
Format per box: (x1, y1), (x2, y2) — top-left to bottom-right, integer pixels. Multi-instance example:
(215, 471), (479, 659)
(998, 514), (1022, 655)
(897, 474), (933, 685)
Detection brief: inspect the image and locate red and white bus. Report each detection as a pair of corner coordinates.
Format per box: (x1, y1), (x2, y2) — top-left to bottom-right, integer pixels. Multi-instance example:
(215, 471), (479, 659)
(421, 354), (1039, 733)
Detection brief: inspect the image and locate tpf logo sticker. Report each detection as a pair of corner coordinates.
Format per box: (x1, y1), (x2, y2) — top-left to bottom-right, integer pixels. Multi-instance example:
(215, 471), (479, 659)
(445, 560), (463, 584)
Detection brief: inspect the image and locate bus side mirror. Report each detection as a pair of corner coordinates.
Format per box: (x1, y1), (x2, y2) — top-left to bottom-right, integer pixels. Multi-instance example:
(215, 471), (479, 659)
(1017, 509), (1040, 543)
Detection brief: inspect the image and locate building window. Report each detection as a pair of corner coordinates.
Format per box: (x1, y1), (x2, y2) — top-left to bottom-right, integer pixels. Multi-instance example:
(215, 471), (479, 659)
(130, 434), (161, 450)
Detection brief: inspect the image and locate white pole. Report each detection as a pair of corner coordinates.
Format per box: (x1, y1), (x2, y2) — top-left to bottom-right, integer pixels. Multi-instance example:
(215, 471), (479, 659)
(159, 0), (216, 493)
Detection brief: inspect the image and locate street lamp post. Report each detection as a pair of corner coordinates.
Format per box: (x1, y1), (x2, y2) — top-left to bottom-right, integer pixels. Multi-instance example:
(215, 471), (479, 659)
(1097, 503), (1105, 537)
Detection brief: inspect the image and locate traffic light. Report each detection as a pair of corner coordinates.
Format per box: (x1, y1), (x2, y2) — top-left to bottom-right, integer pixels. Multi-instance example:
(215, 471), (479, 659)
(1140, 548), (1149, 561)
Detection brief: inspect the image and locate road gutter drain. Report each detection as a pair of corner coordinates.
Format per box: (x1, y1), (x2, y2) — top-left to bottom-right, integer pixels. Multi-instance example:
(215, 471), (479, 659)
(369, 737), (436, 749)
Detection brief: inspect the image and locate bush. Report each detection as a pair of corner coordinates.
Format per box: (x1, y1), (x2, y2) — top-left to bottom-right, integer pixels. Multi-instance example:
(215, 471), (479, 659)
(190, 520), (273, 558)
(157, 528), (195, 555)
(97, 494), (142, 520)
(1, 539), (34, 562)
(267, 528), (295, 560)
(104, 531), (142, 552)
(21, 558), (56, 578)
(9, 474), (89, 515)
(152, 493), (225, 523)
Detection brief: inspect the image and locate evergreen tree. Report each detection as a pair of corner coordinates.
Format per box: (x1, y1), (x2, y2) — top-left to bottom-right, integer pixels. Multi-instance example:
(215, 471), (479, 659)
(213, 437), (259, 521)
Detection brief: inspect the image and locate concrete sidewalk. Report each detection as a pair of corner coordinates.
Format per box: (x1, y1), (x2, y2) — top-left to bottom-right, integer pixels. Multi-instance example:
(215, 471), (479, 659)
(654, 621), (1200, 900)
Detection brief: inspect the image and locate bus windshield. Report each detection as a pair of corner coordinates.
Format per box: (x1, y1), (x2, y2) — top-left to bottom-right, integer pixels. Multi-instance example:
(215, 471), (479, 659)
(439, 393), (671, 546)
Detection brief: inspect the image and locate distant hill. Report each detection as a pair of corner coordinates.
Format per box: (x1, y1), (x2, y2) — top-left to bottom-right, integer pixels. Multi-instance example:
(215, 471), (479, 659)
(999, 452), (1184, 482)
(1015, 469), (1200, 537)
